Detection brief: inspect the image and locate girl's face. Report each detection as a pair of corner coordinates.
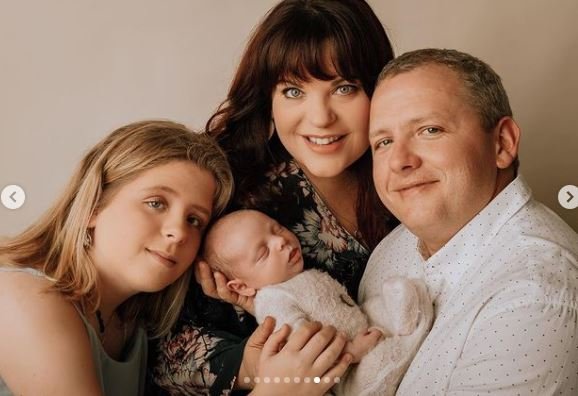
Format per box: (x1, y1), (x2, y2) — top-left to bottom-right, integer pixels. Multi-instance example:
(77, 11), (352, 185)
(271, 75), (370, 178)
(89, 160), (215, 298)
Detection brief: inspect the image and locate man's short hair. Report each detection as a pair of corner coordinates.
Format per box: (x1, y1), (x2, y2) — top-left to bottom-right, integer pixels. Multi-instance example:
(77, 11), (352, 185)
(376, 48), (518, 171)
(377, 48), (512, 132)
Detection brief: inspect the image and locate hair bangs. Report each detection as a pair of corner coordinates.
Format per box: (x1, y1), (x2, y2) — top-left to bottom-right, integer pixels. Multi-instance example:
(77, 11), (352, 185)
(263, 16), (361, 89)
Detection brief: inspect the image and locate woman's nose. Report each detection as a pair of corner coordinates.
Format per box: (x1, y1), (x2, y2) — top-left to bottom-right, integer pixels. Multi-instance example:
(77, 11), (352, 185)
(307, 96), (337, 128)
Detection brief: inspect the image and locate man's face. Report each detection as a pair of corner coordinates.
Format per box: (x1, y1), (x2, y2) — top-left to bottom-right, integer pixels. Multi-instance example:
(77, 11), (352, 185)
(370, 65), (502, 254)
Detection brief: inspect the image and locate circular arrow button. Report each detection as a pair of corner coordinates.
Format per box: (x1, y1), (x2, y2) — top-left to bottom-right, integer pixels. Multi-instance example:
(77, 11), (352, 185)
(558, 185), (578, 210)
(1, 184), (26, 210)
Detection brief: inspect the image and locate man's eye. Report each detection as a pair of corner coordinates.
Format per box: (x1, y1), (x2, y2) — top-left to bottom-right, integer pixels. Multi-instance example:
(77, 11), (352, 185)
(423, 127), (441, 135)
(335, 84), (357, 95)
(282, 87), (303, 99)
(374, 138), (392, 150)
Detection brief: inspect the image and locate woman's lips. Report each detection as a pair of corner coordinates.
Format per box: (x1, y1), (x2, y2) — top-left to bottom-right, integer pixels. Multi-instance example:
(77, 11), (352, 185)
(302, 135), (346, 153)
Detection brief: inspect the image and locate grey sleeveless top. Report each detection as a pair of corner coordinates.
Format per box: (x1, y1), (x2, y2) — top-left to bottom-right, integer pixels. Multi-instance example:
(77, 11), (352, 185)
(0, 267), (147, 396)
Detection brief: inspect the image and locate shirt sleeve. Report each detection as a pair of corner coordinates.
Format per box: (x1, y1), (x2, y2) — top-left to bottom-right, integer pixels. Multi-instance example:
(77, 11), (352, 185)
(446, 289), (578, 395)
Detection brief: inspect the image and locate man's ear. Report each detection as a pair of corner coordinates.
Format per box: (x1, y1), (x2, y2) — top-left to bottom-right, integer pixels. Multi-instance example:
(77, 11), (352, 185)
(227, 279), (256, 297)
(494, 116), (521, 170)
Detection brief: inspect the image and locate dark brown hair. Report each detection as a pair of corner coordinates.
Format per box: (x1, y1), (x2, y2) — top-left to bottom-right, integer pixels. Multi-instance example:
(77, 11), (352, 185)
(206, 0), (398, 249)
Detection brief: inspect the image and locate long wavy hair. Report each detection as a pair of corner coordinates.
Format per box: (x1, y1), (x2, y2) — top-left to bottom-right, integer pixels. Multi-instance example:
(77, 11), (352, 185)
(0, 120), (233, 338)
(206, 0), (398, 249)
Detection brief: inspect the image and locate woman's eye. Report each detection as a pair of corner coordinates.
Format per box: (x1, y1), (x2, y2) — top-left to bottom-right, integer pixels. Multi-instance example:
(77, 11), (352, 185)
(335, 84), (357, 95)
(146, 199), (165, 210)
(282, 87), (303, 99)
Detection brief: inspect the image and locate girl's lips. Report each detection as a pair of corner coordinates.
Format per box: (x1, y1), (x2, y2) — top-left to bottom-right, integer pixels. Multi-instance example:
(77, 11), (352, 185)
(146, 248), (177, 268)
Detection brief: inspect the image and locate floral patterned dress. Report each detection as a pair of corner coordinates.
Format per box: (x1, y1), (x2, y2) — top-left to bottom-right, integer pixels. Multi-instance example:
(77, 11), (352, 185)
(149, 159), (370, 396)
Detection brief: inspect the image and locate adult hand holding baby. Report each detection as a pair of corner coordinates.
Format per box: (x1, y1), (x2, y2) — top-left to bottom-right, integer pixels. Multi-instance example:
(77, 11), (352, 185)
(194, 259), (255, 315)
(249, 319), (353, 396)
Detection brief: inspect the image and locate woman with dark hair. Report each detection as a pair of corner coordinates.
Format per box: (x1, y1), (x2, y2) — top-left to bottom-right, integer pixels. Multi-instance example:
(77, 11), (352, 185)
(151, 1), (397, 394)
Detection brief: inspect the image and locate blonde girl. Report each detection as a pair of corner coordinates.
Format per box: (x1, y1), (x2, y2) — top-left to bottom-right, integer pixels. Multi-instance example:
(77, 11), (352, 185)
(0, 120), (233, 395)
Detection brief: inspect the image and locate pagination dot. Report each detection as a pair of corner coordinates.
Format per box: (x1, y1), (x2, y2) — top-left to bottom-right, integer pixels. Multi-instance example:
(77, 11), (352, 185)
(314, 377), (321, 383)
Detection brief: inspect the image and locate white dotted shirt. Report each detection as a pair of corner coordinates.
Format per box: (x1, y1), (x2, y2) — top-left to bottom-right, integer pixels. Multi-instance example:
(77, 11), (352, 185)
(359, 176), (578, 395)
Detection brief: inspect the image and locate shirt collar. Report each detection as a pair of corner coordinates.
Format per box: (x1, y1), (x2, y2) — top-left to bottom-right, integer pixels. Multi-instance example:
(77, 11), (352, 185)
(421, 175), (532, 299)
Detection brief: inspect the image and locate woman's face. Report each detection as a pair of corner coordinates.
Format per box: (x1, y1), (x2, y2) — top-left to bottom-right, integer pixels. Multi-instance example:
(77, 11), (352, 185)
(271, 75), (370, 178)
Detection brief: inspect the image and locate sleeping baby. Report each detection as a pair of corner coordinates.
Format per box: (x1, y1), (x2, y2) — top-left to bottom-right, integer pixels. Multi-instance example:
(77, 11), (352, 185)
(202, 209), (433, 395)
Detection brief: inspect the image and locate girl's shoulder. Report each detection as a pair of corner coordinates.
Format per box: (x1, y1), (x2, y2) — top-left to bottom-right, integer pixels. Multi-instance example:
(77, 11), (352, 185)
(0, 268), (101, 395)
(0, 266), (88, 349)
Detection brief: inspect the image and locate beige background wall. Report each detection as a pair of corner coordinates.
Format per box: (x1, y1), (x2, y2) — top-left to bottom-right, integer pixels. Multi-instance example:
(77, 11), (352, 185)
(1, 0), (576, 235)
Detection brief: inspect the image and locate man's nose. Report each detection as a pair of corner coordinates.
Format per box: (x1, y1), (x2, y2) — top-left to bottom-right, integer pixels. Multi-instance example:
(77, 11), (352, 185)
(389, 140), (421, 173)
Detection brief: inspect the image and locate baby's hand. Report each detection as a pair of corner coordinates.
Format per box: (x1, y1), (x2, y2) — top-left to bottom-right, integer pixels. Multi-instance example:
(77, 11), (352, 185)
(343, 328), (383, 363)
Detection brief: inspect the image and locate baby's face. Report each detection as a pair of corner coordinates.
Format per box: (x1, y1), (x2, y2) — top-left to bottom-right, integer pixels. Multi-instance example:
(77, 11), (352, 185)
(224, 211), (304, 290)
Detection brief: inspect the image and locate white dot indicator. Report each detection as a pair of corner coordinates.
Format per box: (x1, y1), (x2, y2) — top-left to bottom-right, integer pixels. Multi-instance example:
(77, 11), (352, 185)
(243, 377), (251, 384)
(314, 377), (321, 383)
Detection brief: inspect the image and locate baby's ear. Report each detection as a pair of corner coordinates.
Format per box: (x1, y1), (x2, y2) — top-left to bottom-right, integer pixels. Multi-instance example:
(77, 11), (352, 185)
(227, 279), (256, 297)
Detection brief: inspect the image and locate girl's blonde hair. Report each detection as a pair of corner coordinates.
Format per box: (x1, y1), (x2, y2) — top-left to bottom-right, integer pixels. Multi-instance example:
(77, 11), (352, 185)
(0, 120), (233, 337)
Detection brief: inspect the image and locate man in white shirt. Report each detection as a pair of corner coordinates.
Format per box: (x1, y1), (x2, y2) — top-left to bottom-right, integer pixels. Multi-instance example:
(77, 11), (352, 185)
(363, 48), (578, 395)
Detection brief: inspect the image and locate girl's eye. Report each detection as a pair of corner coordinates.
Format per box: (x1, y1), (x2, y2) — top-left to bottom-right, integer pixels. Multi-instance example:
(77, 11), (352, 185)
(335, 84), (357, 95)
(282, 87), (303, 99)
(146, 199), (165, 210)
(187, 216), (202, 228)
